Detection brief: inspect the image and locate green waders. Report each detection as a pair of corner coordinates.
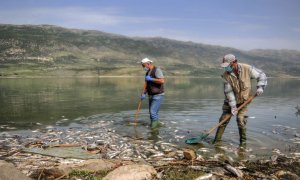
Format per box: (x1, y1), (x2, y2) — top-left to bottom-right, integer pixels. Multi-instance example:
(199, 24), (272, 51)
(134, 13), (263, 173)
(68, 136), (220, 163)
(213, 113), (231, 144)
(213, 103), (248, 146)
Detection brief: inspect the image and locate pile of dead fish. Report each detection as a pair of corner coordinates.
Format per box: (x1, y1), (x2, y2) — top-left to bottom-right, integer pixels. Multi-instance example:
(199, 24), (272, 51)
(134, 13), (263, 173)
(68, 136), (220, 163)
(0, 118), (185, 163)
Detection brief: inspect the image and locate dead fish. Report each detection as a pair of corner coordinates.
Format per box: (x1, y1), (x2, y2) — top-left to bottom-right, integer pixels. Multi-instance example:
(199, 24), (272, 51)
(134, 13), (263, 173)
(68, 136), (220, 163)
(198, 148), (210, 153)
(211, 167), (226, 176)
(249, 154), (256, 159)
(271, 155), (278, 162)
(189, 166), (209, 171)
(290, 152), (300, 157)
(224, 164), (243, 178)
(196, 155), (205, 161)
(272, 149), (281, 154)
(106, 151), (121, 159)
(194, 173), (213, 180)
(156, 170), (164, 179)
(150, 152), (165, 158)
(153, 145), (159, 150)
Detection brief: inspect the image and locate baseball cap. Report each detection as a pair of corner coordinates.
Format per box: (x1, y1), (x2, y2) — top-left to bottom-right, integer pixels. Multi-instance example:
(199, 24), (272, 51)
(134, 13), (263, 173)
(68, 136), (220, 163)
(141, 58), (153, 64)
(220, 54), (236, 67)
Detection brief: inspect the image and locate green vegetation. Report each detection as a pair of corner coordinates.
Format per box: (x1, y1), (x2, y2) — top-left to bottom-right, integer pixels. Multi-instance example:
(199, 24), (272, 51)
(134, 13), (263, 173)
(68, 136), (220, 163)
(69, 170), (109, 180)
(1, 24), (300, 77)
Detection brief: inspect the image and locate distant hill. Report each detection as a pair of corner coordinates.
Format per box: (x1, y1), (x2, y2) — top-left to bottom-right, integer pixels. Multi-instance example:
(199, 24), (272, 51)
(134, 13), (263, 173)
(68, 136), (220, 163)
(0, 24), (299, 77)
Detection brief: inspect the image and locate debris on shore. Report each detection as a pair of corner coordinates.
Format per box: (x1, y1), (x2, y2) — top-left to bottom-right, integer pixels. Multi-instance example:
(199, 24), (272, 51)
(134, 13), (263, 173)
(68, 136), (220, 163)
(0, 114), (299, 179)
(0, 128), (299, 179)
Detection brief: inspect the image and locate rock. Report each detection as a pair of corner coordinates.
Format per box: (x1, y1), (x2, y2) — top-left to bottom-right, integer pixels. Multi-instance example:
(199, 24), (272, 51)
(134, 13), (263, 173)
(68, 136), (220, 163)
(275, 170), (299, 180)
(0, 160), (32, 180)
(74, 159), (120, 172)
(42, 159), (121, 178)
(165, 151), (177, 157)
(183, 149), (196, 160)
(42, 165), (72, 178)
(103, 164), (157, 180)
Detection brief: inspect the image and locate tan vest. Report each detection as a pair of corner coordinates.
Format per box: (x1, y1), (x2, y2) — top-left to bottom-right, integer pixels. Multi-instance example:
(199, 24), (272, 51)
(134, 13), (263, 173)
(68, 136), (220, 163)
(223, 63), (252, 104)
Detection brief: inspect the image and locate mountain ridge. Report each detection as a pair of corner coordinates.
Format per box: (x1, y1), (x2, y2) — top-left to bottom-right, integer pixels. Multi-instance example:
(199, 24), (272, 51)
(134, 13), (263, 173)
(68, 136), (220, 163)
(0, 24), (299, 77)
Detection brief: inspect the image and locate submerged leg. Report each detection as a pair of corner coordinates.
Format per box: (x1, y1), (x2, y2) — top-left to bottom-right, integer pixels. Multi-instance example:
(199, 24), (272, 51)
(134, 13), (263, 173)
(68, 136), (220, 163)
(237, 105), (248, 147)
(213, 103), (232, 144)
(149, 95), (164, 129)
(213, 113), (231, 144)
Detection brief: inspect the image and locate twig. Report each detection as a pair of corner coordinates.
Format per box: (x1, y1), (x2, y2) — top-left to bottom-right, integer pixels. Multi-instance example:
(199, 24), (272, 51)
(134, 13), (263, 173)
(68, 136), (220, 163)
(38, 168), (44, 180)
(54, 174), (67, 180)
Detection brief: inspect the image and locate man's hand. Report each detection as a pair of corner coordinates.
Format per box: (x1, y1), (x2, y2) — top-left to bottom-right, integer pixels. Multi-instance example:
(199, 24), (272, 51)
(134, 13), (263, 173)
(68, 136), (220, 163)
(145, 75), (154, 82)
(256, 87), (264, 96)
(140, 93), (146, 101)
(231, 107), (238, 116)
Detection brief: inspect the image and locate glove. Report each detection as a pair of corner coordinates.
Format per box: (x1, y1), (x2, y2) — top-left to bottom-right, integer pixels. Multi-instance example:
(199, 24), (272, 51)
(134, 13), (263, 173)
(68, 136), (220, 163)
(140, 93), (146, 101)
(145, 75), (154, 82)
(231, 107), (238, 116)
(256, 87), (264, 96)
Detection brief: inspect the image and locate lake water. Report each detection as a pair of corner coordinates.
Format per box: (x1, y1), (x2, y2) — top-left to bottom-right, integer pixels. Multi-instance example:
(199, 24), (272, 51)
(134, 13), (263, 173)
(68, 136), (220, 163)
(0, 77), (299, 160)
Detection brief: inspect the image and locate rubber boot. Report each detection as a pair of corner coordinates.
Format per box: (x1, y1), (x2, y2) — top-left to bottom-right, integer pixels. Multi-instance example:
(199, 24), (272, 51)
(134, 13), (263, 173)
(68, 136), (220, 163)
(213, 125), (226, 145)
(151, 120), (159, 129)
(239, 127), (247, 148)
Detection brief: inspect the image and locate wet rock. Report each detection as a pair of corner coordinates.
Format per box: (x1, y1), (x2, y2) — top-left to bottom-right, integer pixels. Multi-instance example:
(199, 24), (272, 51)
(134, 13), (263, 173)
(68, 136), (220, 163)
(0, 160), (32, 180)
(275, 170), (299, 180)
(103, 164), (157, 180)
(183, 149), (196, 160)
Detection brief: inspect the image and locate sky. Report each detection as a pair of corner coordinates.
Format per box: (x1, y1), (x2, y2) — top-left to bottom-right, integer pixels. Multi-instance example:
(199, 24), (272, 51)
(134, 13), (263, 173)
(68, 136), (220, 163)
(0, 0), (300, 51)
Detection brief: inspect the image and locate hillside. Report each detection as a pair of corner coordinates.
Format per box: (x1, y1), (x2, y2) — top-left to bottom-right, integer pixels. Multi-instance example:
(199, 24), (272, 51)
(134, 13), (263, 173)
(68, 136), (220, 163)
(0, 24), (299, 77)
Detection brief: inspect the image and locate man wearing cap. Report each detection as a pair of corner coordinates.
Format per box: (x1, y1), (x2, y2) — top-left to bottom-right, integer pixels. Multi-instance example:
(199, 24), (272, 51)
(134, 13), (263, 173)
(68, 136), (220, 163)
(213, 54), (267, 147)
(140, 58), (165, 129)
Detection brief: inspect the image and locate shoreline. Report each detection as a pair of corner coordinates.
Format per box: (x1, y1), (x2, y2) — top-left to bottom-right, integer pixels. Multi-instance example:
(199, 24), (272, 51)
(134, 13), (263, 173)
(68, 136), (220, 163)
(1, 123), (299, 179)
(1, 75), (300, 79)
(1, 143), (299, 179)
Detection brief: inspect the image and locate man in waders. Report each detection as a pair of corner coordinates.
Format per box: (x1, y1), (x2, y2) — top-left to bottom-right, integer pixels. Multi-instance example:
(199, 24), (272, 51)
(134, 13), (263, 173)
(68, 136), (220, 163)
(213, 54), (267, 147)
(140, 58), (165, 129)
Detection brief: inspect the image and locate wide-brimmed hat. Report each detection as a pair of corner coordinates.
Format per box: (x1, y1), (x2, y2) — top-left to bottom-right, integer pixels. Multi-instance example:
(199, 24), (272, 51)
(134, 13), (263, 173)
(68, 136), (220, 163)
(220, 54), (236, 67)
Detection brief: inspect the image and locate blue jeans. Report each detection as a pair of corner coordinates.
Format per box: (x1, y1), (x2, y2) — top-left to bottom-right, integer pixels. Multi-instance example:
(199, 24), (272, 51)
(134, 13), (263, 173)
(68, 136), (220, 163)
(148, 94), (164, 121)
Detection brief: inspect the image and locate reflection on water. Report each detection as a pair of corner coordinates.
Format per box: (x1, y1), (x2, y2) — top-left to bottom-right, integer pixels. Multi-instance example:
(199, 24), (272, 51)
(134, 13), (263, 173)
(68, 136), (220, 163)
(0, 77), (300, 160)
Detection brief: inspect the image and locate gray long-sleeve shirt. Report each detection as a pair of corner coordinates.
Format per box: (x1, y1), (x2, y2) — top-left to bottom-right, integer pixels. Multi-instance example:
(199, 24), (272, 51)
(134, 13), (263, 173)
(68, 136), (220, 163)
(224, 64), (267, 108)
